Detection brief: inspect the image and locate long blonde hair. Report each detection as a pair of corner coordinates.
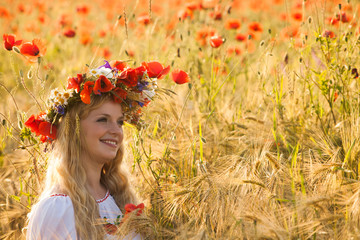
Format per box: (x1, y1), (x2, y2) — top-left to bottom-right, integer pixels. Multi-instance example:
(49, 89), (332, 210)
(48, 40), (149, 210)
(40, 94), (136, 239)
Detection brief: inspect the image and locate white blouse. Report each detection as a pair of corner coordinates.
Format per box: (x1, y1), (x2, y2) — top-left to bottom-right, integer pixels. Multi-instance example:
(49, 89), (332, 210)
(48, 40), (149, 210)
(26, 191), (142, 240)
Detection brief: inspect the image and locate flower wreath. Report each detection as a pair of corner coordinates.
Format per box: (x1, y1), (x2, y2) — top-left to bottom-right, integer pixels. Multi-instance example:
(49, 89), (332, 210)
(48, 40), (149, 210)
(25, 60), (172, 143)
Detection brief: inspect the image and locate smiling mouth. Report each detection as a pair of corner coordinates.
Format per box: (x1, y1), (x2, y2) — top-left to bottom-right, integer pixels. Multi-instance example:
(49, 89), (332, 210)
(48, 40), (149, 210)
(100, 140), (117, 148)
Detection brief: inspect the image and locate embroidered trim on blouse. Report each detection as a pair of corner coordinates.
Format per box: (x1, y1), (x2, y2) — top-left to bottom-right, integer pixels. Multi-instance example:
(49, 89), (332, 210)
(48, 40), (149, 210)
(49, 190), (110, 203)
(96, 190), (110, 203)
(49, 193), (68, 197)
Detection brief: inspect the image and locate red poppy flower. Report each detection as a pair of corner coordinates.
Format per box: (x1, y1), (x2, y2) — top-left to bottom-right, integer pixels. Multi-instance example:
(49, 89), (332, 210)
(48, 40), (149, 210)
(99, 47), (111, 60)
(336, 12), (351, 23)
(3, 34), (22, 51)
(195, 27), (216, 46)
(117, 68), (138, 87)
(185, 2), (200, 11)
(110, 60), (127, 71)
(112, 87), (128, 103)
(209, 10), (222, 20)
(98, 30), (106, 38)
(326, 17), (339, 26)
(76, 5), (90, 15)
(0, 6), (11, 19)
(142, 61), (170, 79)
(25, 112), (54, 140)
(63, 28), (76, 38)
(80, 81), (94, 104)
(20, 41), (39, 56)
(58, 14), (73, 28)
(322, 30), (335, 38)
(135, 65), (147, 78)
(125, 203), (144, 216)
(280, 13), (287, 21)
(248, 22), (263, 32)
(67, 74), (84, 93)
(93, 75), (115, 95)
(137, 13), (150, 25)
(20, 39), (46, 62)
(177, 8), (193, 20)
(38, 121), (57, 140)
(25, 115), (40, 135)
(227, 46), (241, 56)
(38, 14), (47, 24)
(235, 33), (246, 42)
(127, 50), (135, 57)
(211, 4), (222, 18)
(292, 12), (302, 21)
(40, 135), (49, 143)
(247, 32), (256, 40)
(225, 19), (241, 29)
(79, 32), (92, 45)
(35, 2), (46, 13)
(171, 69), (190, 84)
(280, 25), (299, 39)
(17, 3), (26, 13)
(209, 35), (224, 48)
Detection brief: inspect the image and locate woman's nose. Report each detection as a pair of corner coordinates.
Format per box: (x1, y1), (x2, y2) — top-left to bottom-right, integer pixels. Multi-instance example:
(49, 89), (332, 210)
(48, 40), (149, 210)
(109, 122), (123, 134)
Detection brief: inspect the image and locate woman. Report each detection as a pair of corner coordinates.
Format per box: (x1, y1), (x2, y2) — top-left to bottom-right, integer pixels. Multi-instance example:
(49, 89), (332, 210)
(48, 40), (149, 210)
(25, 60), (171, 239)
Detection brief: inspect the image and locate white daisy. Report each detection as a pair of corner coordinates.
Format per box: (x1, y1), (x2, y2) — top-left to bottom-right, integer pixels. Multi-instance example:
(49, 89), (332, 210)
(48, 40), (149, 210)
(90, 67), (114, 79)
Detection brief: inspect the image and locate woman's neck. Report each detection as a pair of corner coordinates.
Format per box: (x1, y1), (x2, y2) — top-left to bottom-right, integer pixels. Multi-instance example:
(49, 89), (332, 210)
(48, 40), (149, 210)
(82, 158), (107, 200)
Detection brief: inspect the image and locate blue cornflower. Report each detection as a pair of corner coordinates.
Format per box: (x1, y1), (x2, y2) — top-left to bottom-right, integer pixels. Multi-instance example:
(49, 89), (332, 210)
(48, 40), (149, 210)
(98, 60), (112, 69)
(137, 81), (148, 91)
(56, 105), (65, 115)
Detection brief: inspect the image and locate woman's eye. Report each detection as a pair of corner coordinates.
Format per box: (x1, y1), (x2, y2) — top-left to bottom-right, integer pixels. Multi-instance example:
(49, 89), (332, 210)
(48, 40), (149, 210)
(118, 120), (124, 126)
(97, 118), (107, 122)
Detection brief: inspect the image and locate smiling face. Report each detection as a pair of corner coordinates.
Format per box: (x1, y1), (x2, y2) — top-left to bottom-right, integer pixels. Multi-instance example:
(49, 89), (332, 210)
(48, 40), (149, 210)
(80, 100), (124, 165)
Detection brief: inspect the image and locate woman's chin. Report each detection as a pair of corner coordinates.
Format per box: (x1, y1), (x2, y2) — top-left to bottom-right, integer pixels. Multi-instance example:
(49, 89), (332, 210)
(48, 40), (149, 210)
(102, 155), (117, 163)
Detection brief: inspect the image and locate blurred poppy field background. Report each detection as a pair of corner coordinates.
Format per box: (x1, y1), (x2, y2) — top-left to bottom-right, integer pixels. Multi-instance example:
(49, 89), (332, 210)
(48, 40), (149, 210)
(2, 0), (360, 239)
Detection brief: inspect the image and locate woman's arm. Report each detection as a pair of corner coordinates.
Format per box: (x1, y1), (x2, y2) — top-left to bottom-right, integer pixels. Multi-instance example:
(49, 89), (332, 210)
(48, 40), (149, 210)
(26, 195), (78, 240)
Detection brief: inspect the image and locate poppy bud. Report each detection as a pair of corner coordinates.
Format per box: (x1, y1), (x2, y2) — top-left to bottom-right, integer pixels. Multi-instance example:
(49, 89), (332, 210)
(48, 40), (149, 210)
(13, 46), (21, 53)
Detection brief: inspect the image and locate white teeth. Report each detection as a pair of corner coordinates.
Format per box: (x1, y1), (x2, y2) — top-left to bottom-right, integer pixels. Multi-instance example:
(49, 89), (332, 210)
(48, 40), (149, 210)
(102, 140), (117, 146)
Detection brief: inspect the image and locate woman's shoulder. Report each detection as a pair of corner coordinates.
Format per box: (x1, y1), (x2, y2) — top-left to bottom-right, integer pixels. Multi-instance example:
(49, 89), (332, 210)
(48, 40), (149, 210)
(26, 193), (77, 239)
(33, 193), (73, 213)
(29, 192), (75, 223)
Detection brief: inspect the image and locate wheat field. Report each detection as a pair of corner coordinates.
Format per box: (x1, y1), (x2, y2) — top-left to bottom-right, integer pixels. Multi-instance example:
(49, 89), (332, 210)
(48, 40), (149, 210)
(1, 0), (360, 239)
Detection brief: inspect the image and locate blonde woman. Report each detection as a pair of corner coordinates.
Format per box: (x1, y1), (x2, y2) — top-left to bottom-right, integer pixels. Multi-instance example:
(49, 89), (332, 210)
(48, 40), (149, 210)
(25, 60), (171, 239)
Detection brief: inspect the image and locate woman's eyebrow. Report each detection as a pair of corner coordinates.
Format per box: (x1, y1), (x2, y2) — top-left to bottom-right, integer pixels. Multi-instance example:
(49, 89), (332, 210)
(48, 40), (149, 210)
(97, 113), (124, 119)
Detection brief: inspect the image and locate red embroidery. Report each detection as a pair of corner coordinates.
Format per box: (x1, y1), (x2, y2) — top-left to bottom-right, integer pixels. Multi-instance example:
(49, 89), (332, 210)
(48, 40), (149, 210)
(49, 191), (110, 203)
(103, 215), (122, 235)
(104, 223), (118, 235)
(49, 193), (68, 197)
(96, 191), (110, 203)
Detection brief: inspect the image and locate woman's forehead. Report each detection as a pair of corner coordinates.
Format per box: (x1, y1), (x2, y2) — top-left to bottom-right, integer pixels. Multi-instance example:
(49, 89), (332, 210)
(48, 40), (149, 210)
(89, 101), (123, 117)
